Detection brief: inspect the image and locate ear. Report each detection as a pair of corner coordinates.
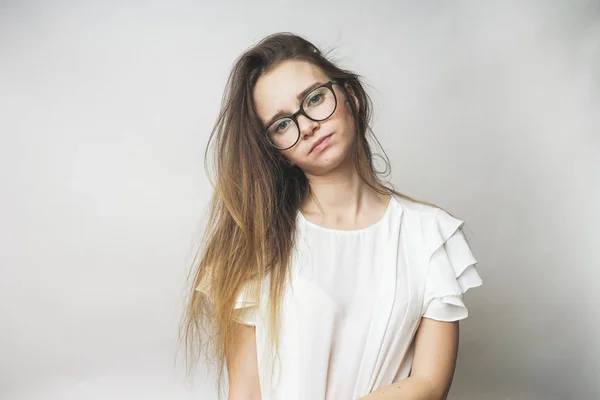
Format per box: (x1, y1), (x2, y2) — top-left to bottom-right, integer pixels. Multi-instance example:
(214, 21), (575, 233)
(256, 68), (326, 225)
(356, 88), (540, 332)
(344, 83), (360, 112)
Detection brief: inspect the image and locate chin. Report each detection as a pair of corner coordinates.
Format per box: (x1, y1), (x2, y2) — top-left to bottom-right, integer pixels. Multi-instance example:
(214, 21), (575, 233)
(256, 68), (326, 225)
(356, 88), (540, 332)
(313, 147), (351, 171)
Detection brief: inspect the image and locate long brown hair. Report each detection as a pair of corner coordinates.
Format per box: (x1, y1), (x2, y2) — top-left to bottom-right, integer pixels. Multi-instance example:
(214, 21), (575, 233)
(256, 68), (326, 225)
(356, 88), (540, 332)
(178, 32), (442, 398)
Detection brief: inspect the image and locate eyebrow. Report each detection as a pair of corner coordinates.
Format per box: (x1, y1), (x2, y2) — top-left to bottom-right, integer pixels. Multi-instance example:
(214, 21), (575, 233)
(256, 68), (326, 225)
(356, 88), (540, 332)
(263, 81), (326, 129)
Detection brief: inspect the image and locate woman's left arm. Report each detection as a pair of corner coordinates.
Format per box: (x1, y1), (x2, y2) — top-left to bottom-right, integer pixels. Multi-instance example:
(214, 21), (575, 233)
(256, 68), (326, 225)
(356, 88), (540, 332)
(358, 317), (459, 400)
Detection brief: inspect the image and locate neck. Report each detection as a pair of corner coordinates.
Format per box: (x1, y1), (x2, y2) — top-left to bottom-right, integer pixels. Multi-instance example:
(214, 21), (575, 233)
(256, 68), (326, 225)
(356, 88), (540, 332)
(301, 149), (388, 219)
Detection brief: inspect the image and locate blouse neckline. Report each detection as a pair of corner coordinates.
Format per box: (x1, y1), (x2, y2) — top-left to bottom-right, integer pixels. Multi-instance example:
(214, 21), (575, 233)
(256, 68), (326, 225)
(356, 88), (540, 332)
(297, 194), (396, 235)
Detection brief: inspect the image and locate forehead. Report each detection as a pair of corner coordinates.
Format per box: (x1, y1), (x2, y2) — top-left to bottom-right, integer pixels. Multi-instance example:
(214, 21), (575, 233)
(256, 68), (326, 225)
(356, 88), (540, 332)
(253, 60), (329, 120)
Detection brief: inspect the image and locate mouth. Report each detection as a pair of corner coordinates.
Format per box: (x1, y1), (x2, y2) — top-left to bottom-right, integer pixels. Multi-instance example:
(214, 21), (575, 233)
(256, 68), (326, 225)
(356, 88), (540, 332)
(309, 133), (334, 154)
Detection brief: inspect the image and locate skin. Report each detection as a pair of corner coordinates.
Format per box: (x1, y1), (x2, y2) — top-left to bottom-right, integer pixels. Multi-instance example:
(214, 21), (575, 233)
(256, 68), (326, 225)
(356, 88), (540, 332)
(226, 60), (459, 400)
(253, 59), (391, 230)
(358, 318), (459, 400)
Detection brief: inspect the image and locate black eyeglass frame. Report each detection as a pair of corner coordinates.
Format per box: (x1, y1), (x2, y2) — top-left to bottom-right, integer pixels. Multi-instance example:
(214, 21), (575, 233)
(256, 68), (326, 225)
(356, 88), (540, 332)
(263, 80), (342, 150)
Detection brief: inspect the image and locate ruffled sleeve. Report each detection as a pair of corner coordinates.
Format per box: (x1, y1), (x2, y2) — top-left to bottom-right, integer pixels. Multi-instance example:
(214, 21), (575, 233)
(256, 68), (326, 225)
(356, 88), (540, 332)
(232, 279), (261, 326)
(421, 209), (483, 322)
(195, 274), (261, 327)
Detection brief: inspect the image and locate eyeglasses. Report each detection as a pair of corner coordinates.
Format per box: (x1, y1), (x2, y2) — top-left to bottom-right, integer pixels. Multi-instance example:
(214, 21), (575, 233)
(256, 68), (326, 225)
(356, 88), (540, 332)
(263, 80), (340, 150)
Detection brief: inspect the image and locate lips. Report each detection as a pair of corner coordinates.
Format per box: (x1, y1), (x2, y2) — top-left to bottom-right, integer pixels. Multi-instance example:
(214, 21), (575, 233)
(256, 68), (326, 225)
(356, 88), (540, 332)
(309, 133), (333, 154)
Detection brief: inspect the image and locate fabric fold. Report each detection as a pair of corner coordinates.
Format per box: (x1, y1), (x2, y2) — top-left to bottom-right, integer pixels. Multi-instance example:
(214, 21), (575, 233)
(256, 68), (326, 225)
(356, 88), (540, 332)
(232, 279), (261, 326)
(195, 275), (261, 326)
(421, 209), (483, 322)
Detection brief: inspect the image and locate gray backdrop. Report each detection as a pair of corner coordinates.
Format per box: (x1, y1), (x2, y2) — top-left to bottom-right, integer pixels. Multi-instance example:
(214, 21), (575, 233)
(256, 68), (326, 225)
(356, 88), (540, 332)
(1, 0), (598, 399)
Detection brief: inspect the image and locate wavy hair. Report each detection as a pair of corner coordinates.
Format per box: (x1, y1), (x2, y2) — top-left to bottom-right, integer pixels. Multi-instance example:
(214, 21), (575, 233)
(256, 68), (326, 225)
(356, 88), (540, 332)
(178, 32), (442, 399)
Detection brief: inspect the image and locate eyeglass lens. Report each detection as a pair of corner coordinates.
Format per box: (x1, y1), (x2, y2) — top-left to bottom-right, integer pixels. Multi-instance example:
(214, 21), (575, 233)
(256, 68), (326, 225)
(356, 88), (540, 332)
(267, 85), (336, 149)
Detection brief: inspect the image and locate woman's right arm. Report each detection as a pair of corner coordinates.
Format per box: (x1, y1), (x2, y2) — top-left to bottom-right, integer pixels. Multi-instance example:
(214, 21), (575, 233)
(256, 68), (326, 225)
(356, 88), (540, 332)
(226, 324), (262, 400)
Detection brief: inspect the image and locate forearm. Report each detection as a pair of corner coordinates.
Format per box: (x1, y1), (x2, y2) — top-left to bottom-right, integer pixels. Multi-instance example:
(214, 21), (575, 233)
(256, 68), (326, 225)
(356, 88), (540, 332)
(358, 376), (447, 400)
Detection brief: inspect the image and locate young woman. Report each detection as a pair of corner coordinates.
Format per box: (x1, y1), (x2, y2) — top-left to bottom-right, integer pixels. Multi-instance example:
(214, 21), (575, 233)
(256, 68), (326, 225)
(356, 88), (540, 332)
(180, 32), (483, 400)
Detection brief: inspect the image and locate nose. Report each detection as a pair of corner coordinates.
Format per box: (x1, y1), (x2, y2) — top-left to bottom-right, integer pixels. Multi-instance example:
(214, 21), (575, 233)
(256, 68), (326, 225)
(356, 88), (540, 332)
(297, 114), (320, 138)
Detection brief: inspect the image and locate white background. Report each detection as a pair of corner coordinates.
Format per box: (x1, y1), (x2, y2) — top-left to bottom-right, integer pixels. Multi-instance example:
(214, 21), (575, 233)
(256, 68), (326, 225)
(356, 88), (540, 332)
(1, 0), (599, 399)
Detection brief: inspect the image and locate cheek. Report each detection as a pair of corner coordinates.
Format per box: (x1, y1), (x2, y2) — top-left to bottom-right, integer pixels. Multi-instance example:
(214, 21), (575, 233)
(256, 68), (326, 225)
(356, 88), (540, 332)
(333, 97), (355, 128)
(282, 147), (302, 164)
(335, 104), (357, 138)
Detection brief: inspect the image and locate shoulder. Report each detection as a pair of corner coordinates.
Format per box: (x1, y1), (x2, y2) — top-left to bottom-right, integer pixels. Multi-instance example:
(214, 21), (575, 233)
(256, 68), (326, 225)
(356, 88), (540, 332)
(392, 193), (459, 225)
(392, 193), (467, 255)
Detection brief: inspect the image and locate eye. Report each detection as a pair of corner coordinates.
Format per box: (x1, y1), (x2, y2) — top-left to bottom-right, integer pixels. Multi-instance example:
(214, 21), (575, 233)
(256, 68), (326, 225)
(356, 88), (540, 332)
(307, 93), (323, 106)
(275, 120), (289, 132)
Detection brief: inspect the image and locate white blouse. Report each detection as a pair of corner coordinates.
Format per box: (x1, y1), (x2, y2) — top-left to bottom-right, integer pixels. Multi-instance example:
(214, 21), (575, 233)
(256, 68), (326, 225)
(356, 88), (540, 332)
(207, 193), (482, 400)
